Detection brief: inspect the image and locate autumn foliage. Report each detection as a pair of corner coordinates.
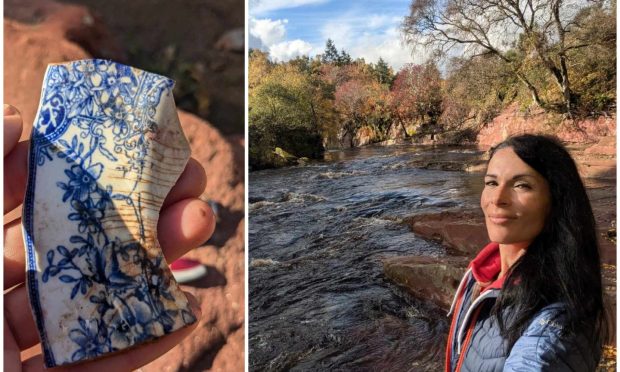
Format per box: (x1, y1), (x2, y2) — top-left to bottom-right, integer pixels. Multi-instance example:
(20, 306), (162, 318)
(250, 16), (615, 168)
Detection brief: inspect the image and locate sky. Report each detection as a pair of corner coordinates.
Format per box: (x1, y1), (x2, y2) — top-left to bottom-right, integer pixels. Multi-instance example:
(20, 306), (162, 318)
(248, 0), (429, 70)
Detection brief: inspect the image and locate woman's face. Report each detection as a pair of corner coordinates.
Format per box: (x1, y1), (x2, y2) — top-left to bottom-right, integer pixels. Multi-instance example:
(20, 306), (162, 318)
(481, 147), (551, 245)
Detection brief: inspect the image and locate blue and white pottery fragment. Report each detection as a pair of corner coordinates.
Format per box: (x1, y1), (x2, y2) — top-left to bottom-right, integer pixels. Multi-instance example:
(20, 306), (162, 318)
(22, 59), (196, 367)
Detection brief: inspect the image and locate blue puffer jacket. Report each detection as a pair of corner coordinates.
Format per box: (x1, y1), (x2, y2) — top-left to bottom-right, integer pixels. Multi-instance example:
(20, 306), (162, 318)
(445, 243), (601, 372)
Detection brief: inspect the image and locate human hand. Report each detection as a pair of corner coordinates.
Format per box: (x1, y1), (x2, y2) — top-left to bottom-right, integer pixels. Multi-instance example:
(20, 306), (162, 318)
(4, 104), (216, 371)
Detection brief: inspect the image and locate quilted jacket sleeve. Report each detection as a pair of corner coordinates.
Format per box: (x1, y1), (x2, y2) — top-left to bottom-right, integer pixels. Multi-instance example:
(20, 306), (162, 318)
(503, 305), (601, 372)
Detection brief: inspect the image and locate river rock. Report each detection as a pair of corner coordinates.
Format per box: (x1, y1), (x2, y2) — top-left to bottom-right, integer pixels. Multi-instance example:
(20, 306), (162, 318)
(383, 255), (469, 310)
(405, 210), (488, 256)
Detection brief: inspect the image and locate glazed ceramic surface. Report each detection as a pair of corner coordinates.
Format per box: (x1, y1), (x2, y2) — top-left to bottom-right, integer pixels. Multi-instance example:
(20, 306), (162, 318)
(22, 59), (196, 367)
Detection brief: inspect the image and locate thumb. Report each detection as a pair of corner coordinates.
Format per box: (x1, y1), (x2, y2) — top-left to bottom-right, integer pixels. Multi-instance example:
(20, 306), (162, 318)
(4, 105), (23, 157)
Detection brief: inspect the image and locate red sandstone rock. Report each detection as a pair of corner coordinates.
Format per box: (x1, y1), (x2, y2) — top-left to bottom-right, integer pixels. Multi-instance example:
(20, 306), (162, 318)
(405, 210), (488, 256)
(476, 103), (616, 147)
(584, 136), (616, 156)
(383, 255), (469, 310)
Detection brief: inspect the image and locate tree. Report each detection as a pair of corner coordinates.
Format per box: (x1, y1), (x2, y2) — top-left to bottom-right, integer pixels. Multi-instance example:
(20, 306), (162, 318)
(402, 0), (611, 117)
(371, 57), (394, 86)
(249, 62), (337, 167)
(334, 79), (389, 147)
(322, 39), (340, 64)
(249, 49), (272, 90)
(337, 49), (352, 66)
(389, 63), (442, 136)
(321, 39), (353, 66)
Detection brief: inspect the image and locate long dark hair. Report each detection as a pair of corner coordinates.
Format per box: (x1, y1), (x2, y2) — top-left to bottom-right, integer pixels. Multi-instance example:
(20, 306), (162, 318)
(488, 134), (607, 349)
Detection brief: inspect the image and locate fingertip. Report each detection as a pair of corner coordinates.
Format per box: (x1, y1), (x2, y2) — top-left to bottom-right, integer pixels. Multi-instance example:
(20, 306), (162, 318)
(158, 199), (216, 261)
(4, 106), (23, 156)
(180, 199), (216, 248)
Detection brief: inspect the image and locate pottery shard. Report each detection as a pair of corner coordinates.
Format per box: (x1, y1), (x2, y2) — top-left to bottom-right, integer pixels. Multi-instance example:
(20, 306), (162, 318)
(23, 60), (195, 367)
(383, 255), (470, 310)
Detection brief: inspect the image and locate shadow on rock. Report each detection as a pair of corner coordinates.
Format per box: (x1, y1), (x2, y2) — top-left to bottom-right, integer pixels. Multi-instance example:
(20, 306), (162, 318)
(181, 265), (227, 289)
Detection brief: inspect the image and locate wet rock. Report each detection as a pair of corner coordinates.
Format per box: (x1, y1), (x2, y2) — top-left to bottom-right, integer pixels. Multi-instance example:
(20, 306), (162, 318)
(404, 210), (488, 256)
(383, 255), (469, 310)
(215, 28), (244, 53)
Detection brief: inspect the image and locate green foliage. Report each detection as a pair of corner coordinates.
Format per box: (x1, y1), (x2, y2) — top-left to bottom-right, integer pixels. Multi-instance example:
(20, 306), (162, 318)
(322, 39), (340, 64)
(321, 39), (353, 67)
(567, 2), (616, 115)
(371, 58), (395, 87)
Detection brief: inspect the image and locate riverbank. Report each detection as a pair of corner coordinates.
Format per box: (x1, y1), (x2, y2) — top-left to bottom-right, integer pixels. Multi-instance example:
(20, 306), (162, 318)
(252, 102), (616, 170)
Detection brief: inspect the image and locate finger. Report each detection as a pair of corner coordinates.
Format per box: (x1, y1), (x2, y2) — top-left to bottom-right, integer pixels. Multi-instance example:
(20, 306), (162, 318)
(4, 284), (39, 350)
(4, 197), (216, 291)
(4, 318), (22, 371)
(4, 140), (29, 214)
(158, 198), (216, 262)
(21, 292), (201, 372)
(162, 157), (207, 209)
(4, 218), (26, 289)
(4, 105), (23, 157)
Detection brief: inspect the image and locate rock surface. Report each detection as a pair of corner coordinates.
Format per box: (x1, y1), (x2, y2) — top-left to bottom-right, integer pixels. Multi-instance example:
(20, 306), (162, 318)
(404, 211), (488, 256)
(57, 0), (245, 136)
(476, 103), (616, 147)
(585, 136), (616, 156)
(383, 255), (469, 310)
(5, 2), (245, 370)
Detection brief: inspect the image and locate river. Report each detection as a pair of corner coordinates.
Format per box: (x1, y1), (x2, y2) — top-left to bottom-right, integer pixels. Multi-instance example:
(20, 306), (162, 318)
(249, 145), (490, 371)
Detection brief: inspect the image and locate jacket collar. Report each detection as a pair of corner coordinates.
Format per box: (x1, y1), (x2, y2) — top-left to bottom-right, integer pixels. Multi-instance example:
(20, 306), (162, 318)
(470, 242), (505, 292)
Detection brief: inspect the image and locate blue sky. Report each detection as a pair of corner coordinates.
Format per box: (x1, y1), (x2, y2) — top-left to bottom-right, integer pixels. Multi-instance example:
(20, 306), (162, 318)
(249, 0), (429, 70)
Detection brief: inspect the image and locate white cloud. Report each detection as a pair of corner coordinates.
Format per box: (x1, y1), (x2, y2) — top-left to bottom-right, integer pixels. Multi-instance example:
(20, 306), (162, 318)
(367, 15), (393, 29)
(249, 11), (430, 69)
(319, 15), (430, 70)
(249, 18), (288, 48)
(250, 0), (330, 15)
(269, 40), (315, 62)
(249, 17), (315, 62)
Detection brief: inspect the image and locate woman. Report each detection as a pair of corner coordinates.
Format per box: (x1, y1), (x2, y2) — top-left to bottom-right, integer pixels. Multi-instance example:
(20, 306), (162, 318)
(445, 134), (607, 371)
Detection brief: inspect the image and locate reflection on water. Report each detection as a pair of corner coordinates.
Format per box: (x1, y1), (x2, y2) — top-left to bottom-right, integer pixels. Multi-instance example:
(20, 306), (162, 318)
(249, 145), (485, 371)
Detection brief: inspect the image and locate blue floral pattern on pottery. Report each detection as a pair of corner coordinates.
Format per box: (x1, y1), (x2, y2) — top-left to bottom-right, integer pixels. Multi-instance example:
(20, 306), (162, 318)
(23, 59), (196, 368)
